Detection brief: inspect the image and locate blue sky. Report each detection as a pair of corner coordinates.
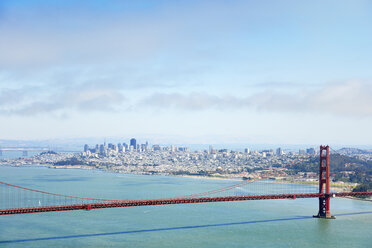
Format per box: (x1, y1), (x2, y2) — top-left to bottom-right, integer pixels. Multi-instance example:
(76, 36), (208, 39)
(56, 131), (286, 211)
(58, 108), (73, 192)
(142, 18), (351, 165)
(0, 0), (371, 145)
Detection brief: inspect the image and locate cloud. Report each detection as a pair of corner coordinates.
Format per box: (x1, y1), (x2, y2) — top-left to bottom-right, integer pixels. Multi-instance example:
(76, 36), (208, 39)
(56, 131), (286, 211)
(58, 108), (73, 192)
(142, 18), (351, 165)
(140, 80), (372, 117)
(252, 80), (372, 116)
(140, 92), (249, 110)
(0, 86), (125, 116)
(1, 80), (370, 117)
(0, 88), (27, 105)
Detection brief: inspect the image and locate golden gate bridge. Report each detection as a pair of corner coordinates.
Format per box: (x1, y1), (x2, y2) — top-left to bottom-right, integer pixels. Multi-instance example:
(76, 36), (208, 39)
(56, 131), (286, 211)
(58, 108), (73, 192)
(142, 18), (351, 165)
(1, 146), (371, 218)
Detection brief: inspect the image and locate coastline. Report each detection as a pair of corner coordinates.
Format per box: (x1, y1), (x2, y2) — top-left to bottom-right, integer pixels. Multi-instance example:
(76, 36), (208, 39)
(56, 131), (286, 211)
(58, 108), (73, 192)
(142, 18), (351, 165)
(343, 196), (372, 202)
(1, 163), (361, 195)
(24, 163), (358, 193)
(172, 175), (355, 192)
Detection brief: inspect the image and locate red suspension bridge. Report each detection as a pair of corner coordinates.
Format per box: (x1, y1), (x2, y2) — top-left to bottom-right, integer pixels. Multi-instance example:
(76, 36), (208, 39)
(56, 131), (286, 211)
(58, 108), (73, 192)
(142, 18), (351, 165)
(1, 146), (371, 218)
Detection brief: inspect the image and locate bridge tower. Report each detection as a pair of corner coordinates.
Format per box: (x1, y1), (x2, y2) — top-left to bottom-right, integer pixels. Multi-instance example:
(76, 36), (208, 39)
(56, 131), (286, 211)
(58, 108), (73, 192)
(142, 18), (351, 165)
(314, 145), (335, 219)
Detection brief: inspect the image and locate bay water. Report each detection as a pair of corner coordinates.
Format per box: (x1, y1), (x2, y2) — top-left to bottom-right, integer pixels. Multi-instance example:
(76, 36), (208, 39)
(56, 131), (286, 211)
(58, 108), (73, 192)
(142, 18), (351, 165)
(0, 165), (371, 248)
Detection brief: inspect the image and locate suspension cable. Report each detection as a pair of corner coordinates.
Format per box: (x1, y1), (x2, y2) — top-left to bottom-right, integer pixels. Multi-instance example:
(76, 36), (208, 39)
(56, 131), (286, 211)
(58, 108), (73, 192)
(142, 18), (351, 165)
(0, 181), (123, 202)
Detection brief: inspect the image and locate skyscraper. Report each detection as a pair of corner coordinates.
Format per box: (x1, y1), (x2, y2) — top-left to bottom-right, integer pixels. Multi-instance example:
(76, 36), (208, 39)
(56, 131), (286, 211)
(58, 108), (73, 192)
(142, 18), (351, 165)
(276, 148), (283, 156)
(99, 144), (105, 155)
(130, 138), (136, 150)
(123, 143), (128, 151)
(118, 143), (123, 152)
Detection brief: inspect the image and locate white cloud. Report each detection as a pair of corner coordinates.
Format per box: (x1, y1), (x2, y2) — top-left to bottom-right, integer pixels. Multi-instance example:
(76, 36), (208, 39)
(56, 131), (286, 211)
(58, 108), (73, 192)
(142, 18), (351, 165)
(140, 92), (248, 110)
(1, 80), (370, 117)
(140, 80), (372, 117)
(0, 86), (125, 116)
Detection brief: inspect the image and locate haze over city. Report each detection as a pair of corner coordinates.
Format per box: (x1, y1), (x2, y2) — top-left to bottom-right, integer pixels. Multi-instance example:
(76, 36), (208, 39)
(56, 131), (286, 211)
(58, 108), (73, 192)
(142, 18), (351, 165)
(0, 0), (371, 146)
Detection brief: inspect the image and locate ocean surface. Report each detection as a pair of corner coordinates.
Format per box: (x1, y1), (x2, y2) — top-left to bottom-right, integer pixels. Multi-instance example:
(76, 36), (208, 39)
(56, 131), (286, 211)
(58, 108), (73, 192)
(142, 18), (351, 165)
(0, 165), (372, 248)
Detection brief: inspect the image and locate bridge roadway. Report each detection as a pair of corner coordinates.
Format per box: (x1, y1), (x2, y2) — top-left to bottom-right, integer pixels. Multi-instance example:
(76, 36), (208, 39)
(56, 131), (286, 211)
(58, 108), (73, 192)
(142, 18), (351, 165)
(1, 192), (372, 215)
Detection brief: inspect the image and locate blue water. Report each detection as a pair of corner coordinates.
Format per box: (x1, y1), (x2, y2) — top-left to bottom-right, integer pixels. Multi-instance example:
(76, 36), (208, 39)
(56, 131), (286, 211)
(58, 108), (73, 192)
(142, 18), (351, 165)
(0, 165), (371, 247)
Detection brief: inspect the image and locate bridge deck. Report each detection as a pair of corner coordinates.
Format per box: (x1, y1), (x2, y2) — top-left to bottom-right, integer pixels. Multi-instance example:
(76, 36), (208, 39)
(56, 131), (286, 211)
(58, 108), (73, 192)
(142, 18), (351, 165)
(1, 192), (371, 215)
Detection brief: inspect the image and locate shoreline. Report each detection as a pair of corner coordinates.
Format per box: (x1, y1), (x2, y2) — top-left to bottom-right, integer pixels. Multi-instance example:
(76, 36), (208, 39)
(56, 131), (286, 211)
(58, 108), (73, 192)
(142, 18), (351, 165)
(3, 163), (356, 192)
(172, 175), (355, 192)
(343, 196), (372, 202)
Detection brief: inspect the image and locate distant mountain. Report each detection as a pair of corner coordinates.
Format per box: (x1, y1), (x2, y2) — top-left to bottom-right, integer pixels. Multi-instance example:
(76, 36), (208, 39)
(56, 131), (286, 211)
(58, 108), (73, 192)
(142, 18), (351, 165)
(0, 139), (81, 152)
(337, 148), (372, 155)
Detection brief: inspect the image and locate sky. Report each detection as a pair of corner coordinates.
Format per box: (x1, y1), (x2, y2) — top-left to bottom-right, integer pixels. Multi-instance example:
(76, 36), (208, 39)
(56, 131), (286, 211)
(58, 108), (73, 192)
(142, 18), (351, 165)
(0, 0), (372, 146)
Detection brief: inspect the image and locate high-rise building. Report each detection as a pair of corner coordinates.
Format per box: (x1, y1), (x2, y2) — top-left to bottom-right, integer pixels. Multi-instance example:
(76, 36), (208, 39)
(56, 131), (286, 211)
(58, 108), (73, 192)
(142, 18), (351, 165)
(99, 144), (105, 155)
(130, 138), (136, 150)
(244, 148), (250, 154)
(118, 143), (123, 152)
(103, 141), (107, 154)
(276, 147), (283, 156)
(84, 144), (89, 153)
(123, 143), (128, 151)
(141, 144), (147, 152)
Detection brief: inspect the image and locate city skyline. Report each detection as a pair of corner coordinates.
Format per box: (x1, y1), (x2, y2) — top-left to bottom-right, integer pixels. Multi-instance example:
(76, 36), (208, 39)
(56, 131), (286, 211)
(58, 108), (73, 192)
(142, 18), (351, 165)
(81, 138), (317, 155)
(0, 1), (371, 145)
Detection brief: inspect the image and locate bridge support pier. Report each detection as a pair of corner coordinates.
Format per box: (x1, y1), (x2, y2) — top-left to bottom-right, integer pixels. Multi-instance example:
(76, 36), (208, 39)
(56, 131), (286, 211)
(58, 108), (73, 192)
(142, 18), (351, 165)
(313, 145), (335, 219)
